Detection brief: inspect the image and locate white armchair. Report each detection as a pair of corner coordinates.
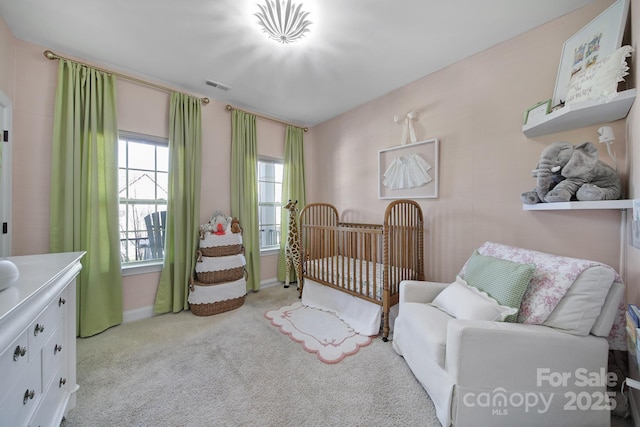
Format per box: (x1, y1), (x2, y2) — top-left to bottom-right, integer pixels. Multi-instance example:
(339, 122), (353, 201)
(393, 242), (625, 427)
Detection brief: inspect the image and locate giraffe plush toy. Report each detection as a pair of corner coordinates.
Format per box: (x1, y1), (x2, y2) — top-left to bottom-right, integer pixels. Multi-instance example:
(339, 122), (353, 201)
(283, 199), (301, 290)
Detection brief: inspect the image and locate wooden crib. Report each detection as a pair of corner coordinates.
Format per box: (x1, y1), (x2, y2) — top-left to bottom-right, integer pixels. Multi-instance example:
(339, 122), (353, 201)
(297, 199), (424, 340)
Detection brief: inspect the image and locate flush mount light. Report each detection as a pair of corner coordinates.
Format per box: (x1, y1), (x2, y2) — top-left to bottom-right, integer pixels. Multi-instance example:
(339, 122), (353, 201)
(255, 0), (312, 44)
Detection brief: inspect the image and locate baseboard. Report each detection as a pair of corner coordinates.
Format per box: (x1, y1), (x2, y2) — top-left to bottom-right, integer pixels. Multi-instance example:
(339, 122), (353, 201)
(123, 306), (155, 323)
(123, 279), (282, 322)
(260, 278), (281, 289)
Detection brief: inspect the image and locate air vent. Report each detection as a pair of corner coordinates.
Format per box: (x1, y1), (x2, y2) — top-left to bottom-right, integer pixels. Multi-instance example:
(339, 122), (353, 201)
(206, 80), (231, 92)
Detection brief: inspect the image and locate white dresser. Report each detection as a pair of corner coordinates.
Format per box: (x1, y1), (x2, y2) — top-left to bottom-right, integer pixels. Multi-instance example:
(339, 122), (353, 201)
(0, 252), (84, 427)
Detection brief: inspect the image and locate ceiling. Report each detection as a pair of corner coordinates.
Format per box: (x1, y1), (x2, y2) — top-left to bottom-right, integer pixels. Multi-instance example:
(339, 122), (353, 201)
(0, 0), (595, 127)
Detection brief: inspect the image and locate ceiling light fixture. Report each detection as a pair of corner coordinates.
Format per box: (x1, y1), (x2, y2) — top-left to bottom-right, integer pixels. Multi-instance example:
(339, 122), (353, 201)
(255, 0), (312, 44)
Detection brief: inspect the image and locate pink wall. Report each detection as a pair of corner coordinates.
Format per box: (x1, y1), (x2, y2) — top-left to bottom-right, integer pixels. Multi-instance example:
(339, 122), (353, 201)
(1, 0), (637, 314)
(307, 0), (628, 283)
(12, 40), (57, 256)
(0, 16), (14, 97)
(3, 29), (290, 311)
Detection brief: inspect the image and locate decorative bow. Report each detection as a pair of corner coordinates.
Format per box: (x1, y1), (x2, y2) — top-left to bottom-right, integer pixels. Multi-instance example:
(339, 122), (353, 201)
(394, 110), (418, 145)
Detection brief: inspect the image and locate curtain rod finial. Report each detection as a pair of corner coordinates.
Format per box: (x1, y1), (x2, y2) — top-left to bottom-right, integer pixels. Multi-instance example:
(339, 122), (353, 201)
(225, 105), (233, 111)
(43, 50), (58, 60)
(202, 97), (210, 105)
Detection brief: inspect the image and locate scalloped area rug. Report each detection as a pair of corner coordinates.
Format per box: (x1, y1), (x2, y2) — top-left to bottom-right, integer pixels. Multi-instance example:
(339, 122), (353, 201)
(265, 301), (374, 364)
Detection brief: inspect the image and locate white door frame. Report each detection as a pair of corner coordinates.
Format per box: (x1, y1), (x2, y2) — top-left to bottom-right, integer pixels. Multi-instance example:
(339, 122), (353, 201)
(0, 89), (12, 257)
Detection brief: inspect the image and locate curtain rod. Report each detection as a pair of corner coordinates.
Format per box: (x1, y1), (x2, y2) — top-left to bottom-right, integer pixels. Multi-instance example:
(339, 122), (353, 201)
(43, 50), (210, 105)
(225, 105), (308, 132)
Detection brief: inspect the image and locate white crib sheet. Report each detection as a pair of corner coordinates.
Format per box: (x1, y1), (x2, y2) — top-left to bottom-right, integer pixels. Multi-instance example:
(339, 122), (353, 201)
(304, 255), (384, 299)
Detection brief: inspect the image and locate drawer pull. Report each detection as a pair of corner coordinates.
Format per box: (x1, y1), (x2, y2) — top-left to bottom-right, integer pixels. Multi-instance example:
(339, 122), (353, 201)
(54, 344), (63, 354)
(59, 377), (67, 388)
(34, 323), (45, 336)
(23, 389), (35, 405)
(13, 345), (27, 361)
(59, 297), (66, 306)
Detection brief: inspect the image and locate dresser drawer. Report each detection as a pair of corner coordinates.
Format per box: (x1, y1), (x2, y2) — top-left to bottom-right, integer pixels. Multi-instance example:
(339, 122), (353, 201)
(0, 329), (29, 403)
(42, 325), (64, 391)
(0, 352), (42, 427)
(28, 291), (65, 360)
(29, 366), (68, 427)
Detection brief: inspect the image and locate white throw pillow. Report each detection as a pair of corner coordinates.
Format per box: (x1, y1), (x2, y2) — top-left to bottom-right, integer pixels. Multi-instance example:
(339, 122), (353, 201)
(431, 276), (517, 322)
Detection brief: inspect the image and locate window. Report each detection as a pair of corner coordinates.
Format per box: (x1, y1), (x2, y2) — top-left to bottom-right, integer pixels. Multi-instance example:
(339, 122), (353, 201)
(258, 157), (283, 251)
(118, 131), (168, 264)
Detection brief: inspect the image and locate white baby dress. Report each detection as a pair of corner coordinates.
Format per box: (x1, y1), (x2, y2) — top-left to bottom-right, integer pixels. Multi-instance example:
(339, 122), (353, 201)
(383, 153), (432, 190)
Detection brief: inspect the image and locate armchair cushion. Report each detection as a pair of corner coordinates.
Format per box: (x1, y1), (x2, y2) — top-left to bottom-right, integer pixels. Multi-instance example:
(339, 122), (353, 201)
(431, 276), (517, 321)
(543, 265), (615, 335)
(462, 251), (535, 322)
(591, 281), (624, 337)
(401, 301), (451, 368)
(399, 280), (447, 304)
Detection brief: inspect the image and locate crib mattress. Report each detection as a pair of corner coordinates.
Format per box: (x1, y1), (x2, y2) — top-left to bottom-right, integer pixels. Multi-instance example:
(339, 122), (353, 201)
(304, 255), (414, 300)
(304, 255), (383, 299)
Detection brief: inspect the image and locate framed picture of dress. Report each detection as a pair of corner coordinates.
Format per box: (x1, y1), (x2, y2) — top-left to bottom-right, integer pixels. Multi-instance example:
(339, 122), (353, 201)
(552, 0), (629, 107)
(378, 138), (439, 199)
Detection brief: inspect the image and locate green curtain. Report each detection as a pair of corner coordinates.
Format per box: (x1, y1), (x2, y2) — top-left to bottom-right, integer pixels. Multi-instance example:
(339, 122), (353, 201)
(230, 110), (260, 292)
(277, 126), (306, 282)
(50, 59), (122, 337)
(154, 93), (202, 314)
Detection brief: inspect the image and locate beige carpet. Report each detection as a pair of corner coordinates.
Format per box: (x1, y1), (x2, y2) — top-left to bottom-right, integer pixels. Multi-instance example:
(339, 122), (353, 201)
(61, 285), (440, 426)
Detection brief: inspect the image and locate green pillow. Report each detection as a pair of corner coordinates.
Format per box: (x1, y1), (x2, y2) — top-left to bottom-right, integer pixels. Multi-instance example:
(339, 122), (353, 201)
(463, 251), (535, 322)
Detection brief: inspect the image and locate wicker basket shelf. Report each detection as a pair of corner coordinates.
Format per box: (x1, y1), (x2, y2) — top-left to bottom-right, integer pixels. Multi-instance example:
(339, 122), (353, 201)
(190, 214), (247, 317)
(195, 266), (245, 284)
(199, 244), (244, 257)
(190, 295), (245, 316)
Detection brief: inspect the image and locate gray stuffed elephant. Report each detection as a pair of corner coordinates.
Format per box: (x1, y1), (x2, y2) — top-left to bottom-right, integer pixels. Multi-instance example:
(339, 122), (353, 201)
(521, 141), (622, 204)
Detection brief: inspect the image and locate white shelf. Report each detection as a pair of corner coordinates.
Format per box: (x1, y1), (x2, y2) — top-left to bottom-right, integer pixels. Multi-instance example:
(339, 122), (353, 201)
(523, 199), (633, 211)
(522, 89), (636, 137)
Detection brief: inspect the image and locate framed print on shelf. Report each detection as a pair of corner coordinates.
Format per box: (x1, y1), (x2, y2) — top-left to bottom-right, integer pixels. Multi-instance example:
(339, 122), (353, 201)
(378, 138), (439, 199)
(524, 99), (551, 125)
(632, 199), (640, 249)
(552, 0), (629, 107)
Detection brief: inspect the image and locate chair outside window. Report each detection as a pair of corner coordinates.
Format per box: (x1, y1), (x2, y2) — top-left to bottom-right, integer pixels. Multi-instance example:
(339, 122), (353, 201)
(144, 211), (166, 259)
(118, 132), (169, 263)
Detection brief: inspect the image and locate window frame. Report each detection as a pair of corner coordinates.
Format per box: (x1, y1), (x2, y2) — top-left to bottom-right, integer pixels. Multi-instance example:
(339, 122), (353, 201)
(257, 156), (284, 255)
(118, 130), (169, 272)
